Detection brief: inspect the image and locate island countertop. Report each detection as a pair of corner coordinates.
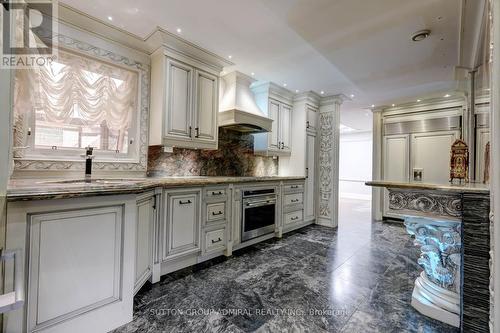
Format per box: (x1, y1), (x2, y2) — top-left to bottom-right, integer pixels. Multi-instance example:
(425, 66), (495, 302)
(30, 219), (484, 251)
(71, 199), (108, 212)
(7, 176), (305, 202)
(365, 180), (490, 194)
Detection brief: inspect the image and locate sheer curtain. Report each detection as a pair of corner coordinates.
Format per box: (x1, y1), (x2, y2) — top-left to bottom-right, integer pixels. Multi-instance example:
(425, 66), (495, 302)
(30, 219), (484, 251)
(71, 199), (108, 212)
(15, 49), (138, 132)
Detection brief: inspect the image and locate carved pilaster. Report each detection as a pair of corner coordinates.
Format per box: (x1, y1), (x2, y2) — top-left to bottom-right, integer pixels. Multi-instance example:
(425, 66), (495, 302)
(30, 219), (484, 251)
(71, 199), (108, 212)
(317, 94), (348, 228)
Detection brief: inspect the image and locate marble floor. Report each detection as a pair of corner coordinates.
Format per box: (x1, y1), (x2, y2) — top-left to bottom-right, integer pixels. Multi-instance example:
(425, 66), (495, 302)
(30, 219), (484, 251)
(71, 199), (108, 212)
(114, 198), (459, 333)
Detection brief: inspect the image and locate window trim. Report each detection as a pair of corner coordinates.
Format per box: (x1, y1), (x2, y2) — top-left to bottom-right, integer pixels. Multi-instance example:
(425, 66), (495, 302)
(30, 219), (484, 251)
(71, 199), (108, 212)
(13, 35), (149, 173)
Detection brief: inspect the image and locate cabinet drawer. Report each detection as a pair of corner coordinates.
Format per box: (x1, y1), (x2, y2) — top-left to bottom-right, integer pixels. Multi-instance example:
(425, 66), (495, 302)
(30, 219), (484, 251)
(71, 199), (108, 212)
(284, 210), (303, 225)
(207, 202), (226, 222)
(205, 188), (227, 199)
(204, 228), (226, 253)
(284, 193), (304, 206)
(283, 184), (304, 193)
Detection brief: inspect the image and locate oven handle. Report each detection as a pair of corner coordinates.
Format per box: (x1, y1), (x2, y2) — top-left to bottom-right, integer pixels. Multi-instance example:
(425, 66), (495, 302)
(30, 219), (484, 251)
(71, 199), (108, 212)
(245, 200), (276, 208)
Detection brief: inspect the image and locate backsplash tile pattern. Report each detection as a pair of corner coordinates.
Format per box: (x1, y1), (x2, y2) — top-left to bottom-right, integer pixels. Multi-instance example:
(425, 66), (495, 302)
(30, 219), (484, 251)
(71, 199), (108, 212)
(148, 128), (278, 177)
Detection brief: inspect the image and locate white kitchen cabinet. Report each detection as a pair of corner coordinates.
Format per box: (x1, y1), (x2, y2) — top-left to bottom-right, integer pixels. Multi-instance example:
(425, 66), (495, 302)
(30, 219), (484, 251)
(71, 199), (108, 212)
(252, 82), (295, 156)
(476, 128), (490, 183)
(135, 192), (159, 294)
(411, 130), (460, 183)
(163, 188), (202, 260)
(4, 195), (136, 333)
(281, 180), (308, 233)
(304, 131), (317, 222)
(383, 134), (410, 182)
(150, 47), (220, 150)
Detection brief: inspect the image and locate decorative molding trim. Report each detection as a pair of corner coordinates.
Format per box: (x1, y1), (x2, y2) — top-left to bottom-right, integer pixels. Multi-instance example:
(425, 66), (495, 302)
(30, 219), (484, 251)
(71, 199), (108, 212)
(13, 33), (150, 173)
(388, 189), (462, 220)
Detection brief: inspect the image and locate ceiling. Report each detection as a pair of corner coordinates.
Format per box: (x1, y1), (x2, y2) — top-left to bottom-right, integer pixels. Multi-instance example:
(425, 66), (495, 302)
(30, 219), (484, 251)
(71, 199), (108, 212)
(61, 0), (463, 131)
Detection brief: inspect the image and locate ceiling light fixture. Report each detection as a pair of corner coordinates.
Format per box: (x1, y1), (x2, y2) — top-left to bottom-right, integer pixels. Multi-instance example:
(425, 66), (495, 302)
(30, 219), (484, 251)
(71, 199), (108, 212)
(228, 55), (232, 59)
(251, 72), (255, 76)
(320, 91), (325, 95)
(444, 94), (450, 98)
(283, 83), (287, 87)
(371, 104), (375, 108)
(295, 89), (299, 93)
(391, 104), (395, 107)
(417, 99), (421, 102)
(350, 94), (355, 98)
(107, 16), (113, 21)
(411, 29), (431, 42)
(176, 28), (182, 33)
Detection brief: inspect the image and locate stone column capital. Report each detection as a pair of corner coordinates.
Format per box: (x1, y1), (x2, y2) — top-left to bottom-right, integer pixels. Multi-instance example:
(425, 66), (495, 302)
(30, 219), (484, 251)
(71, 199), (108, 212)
(320, 94), (350, 108)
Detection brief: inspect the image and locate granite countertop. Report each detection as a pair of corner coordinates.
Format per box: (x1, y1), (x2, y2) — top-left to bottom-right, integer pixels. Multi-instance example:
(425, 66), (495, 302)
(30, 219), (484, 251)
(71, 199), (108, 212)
(7, 176), (306, 202)
(365, 180), (490, 194)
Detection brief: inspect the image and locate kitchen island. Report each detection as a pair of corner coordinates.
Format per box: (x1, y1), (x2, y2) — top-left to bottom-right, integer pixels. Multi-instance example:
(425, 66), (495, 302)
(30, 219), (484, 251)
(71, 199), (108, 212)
(366, 180), (490, 332)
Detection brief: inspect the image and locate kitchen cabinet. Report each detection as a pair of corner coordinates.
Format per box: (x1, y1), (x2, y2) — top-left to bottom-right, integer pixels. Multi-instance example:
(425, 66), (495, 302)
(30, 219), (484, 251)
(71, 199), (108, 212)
(134, 191), (159, 294)
(150, 47), (220, 150)
(476, 128), (490, 183)
(4, 195), (136, 333)
(304, 131), (317, 222)
(383, 134), (410, 182)
(163, 188), (202, 260)
(281, 180), (308, 233)
(201, 186), (230, 256)
(252, 82), (295, 156)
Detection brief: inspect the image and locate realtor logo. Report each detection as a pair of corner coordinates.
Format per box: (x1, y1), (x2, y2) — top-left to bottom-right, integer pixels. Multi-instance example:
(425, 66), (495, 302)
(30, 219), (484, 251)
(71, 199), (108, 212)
(1, 0), (58, 68)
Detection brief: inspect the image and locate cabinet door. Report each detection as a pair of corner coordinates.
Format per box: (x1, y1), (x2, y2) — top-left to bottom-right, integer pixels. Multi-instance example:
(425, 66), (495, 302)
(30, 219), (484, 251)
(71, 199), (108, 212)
(194, 70), (218, 144)
(135, 195), (155, 294)
(165, 59), (193, 140)
(305, 133), (316, 221)
(411, 130), (459, 184)
(268, 100), (280, 150)
(383, 134), (410, 218)
(306, 106), (318, 131)
(383, 134), (410, 182)
(476, 128), (490, 182)
(280, 104), (292, 151)
(164, 190), (200, 260)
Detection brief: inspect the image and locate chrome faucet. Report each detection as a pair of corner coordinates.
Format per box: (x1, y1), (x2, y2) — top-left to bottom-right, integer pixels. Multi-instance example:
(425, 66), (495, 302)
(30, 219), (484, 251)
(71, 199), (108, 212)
(84, 146), (94, 182)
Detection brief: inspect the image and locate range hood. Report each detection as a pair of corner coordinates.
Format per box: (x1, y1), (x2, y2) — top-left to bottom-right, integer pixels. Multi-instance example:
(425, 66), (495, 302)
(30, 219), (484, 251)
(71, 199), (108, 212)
(219, 71), (273, 133)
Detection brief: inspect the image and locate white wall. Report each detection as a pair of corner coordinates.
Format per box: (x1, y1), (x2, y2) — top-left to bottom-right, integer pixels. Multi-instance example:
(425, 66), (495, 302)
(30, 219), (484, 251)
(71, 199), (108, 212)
(339, 131), (372, 200)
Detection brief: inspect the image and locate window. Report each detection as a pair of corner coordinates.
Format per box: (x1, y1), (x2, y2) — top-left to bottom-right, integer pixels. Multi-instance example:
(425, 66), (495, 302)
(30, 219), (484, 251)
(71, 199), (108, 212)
(14, 49), (139, 161)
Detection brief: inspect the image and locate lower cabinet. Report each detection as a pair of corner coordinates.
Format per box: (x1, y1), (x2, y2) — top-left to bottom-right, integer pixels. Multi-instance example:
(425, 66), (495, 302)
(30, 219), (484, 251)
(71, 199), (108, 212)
(162, 188), (202, 261)
(281, 180), (308, 233)
(134, 191), (159, 294)
(5, 195), (136, 333)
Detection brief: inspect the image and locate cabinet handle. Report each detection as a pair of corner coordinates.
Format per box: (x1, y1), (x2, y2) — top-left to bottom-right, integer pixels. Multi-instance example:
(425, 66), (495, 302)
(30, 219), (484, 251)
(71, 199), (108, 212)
(306, 121), (310, 129)
(211, 191), (223, 196)
(179, 200), (192, 205)
(291, 216), (299, 221)
(211, 237), (222, 244)
(281, 142), (285, 149)
(291, 185), (299, 189)
(212, 211), (223, 216)
(291, 199), (300, 203)
(189, 126), (192, 138)
(306, 167), (309, 179)
(195, 127), (199, 138)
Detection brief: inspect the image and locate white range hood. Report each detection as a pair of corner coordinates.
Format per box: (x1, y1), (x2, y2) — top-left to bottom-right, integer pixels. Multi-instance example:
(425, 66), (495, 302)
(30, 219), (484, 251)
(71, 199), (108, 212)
(219, 71), (273, 133)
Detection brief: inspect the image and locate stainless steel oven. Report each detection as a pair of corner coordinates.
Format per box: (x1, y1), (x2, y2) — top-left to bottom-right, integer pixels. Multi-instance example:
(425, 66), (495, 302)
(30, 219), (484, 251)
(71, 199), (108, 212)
(241, 188), (276, 242)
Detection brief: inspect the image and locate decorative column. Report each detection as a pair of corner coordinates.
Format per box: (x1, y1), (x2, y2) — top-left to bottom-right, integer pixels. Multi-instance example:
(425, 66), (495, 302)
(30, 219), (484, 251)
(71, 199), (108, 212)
(317, 94), (347, 228)
(371, 107), (384, 221)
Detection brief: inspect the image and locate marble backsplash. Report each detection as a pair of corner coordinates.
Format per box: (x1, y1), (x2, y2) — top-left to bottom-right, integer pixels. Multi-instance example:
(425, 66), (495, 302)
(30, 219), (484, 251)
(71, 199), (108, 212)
(148, 128), (278, 177)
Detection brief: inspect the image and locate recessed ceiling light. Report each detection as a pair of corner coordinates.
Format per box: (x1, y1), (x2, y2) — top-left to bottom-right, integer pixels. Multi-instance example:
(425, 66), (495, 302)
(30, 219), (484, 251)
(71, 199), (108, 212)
(320, 91), (325, 95)
(251, 72), (255, 76)
(444, 94), (450, 98)
(411, 29), (431, 42)
(283, 83), (287, 87)
(417, 99), (421, 102)
(391, 104), (395, 107)
(176, 28), (182, 33)
(295, 89), (299, 93)
(228, 55), (232, 59)
(350, 94), (355, 98)
(107, 16), (113, 21)
(371, 104), (375, 108)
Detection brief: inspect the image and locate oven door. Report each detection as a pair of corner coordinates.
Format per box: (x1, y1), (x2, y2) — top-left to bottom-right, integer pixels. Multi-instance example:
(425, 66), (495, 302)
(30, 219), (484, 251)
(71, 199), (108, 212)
(242, 197), (276, 242)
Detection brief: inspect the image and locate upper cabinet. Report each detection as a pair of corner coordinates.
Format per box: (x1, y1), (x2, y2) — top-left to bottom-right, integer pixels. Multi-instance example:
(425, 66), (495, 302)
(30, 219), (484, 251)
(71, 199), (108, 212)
(252, 82), (295, 156)
(149, 44), (227, 150)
